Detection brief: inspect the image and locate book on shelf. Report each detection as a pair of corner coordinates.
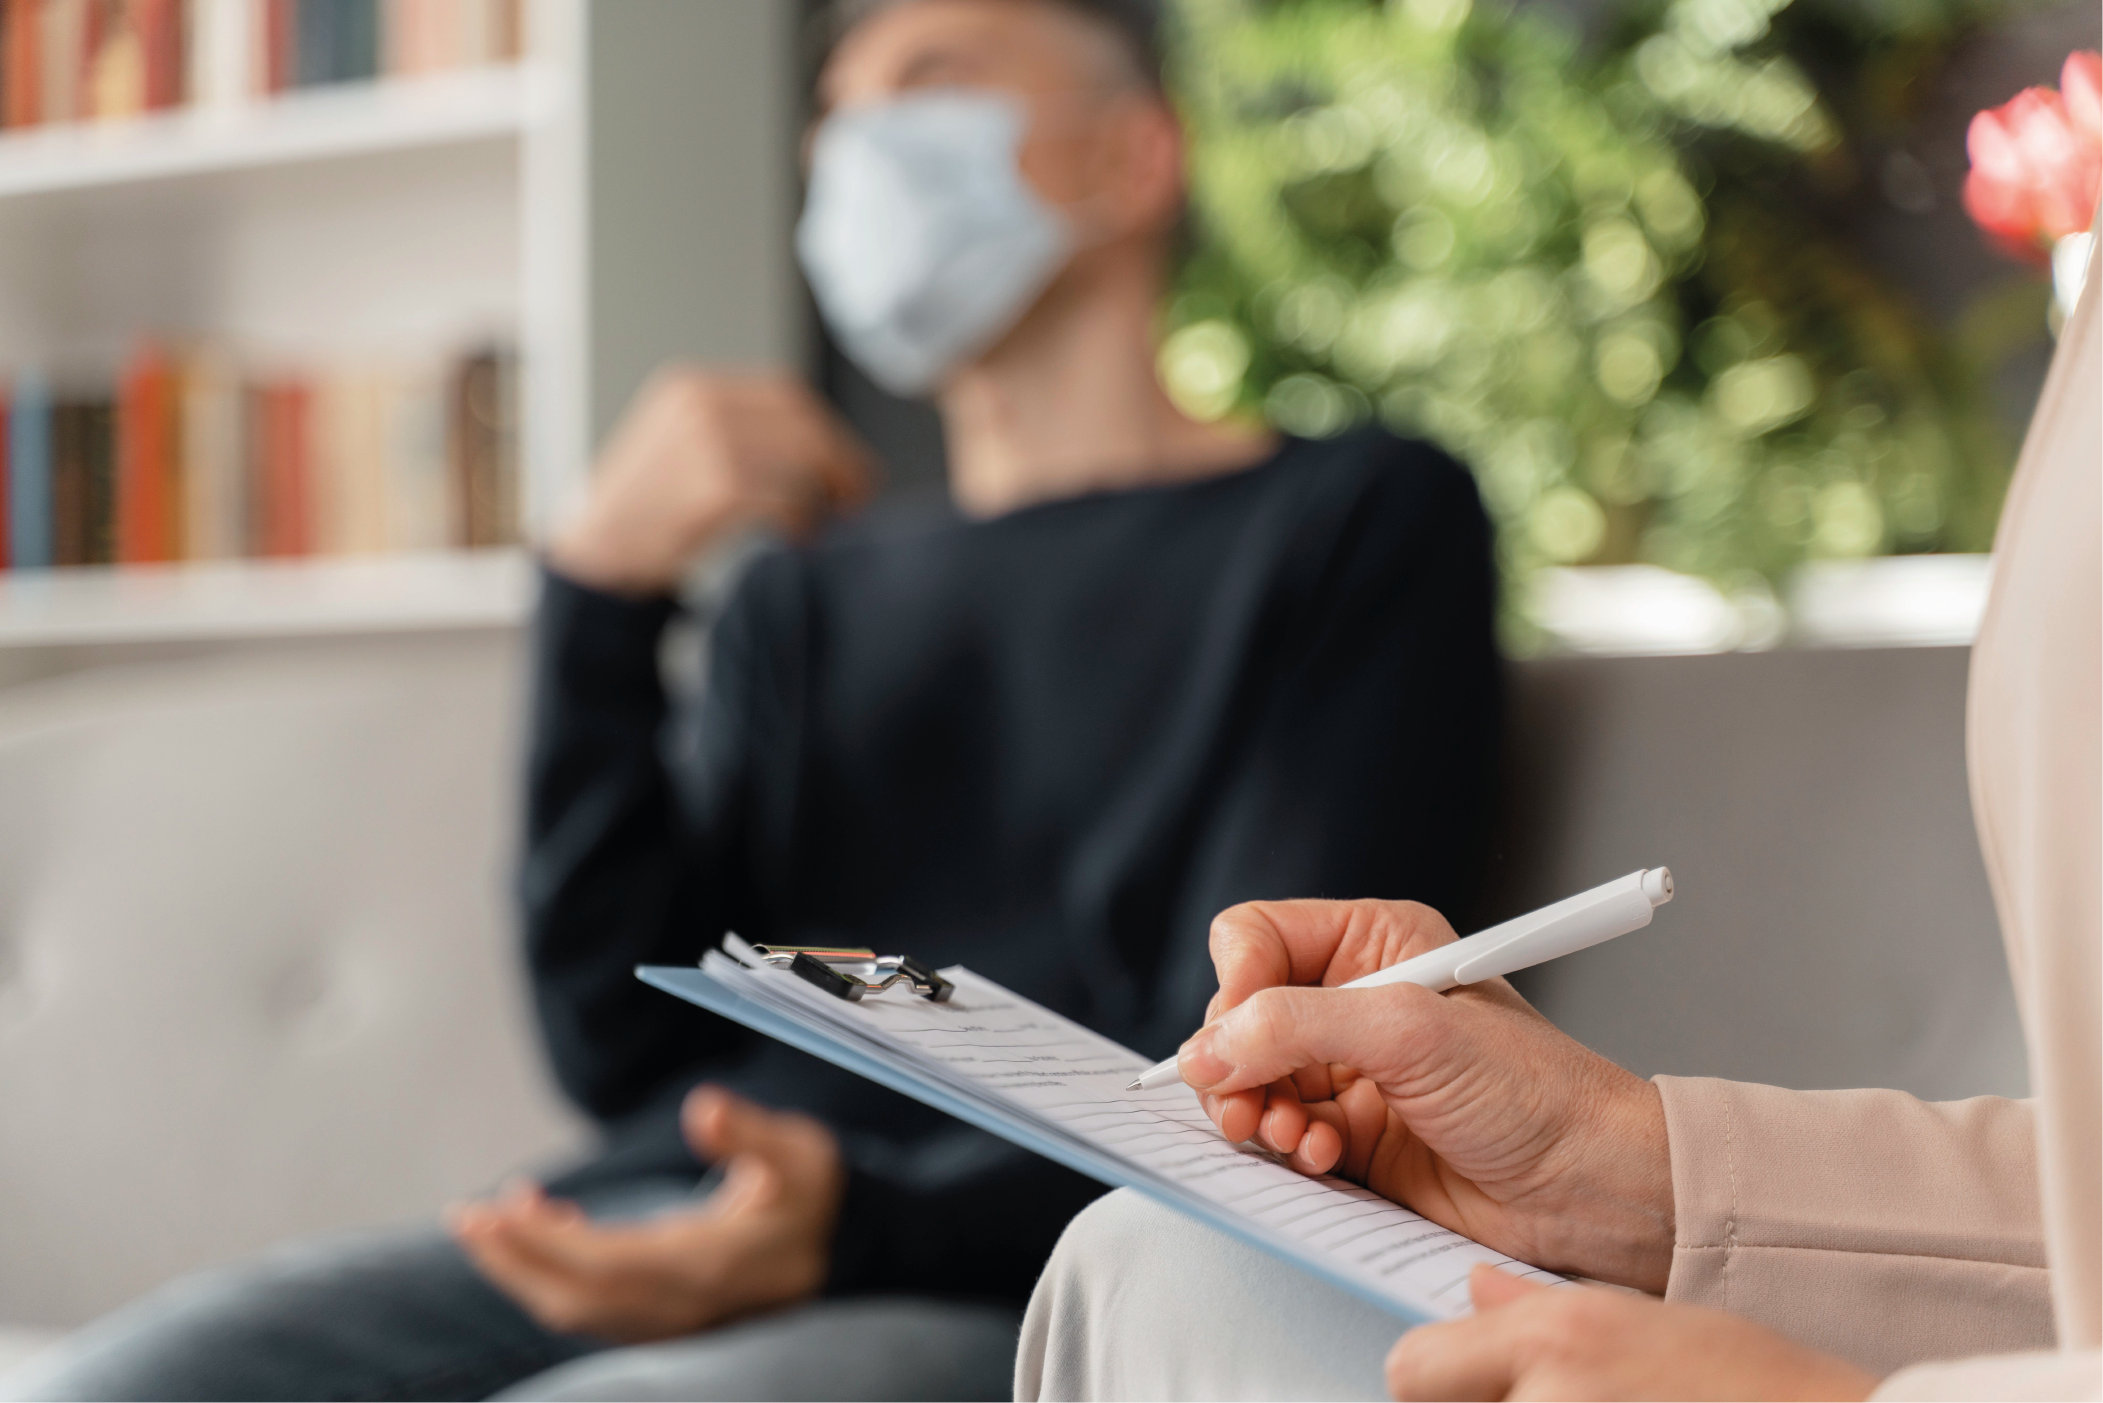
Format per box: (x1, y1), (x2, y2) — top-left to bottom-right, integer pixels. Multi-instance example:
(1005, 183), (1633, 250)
(0, 388), (9, 569)
(250, 377), (310, 557)
(0, 0), (522, 132)
(7, 369), (48, 568)
(179, 348), (241, 560)
(383, 0), (518, 77)
(450, 346), (514, 553)
(50, 396), (112, 566)
(2, 341), (519, 573)
(116, 346), (174, 563)
(293, 0), (376, 90)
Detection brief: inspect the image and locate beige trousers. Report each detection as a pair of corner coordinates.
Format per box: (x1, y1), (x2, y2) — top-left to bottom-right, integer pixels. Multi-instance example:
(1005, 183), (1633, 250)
(1014, 1188), (1405, 1402)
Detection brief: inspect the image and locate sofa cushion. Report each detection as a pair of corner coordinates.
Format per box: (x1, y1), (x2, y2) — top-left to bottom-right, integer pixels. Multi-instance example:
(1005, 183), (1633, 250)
(0, 631), (582, 1329)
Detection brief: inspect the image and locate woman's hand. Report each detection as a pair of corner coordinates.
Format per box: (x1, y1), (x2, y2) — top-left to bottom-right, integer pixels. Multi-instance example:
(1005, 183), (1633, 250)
(1387, 1266), (1877, 1401)
(448, 1086), (844, 1343)
(1180, 898), (1674, 1292)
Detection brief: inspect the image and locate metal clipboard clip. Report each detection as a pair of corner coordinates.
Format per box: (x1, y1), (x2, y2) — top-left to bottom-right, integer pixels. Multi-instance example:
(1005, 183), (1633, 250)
(744, 943), (955, 1004)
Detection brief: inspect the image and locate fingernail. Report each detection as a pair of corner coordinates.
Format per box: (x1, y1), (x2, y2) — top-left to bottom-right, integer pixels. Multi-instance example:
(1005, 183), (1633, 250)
(1179, 1029), (1231, 1089)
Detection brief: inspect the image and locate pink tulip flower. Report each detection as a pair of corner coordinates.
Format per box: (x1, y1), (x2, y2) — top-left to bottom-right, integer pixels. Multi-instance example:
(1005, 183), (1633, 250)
(1962, 51), (2102, 264)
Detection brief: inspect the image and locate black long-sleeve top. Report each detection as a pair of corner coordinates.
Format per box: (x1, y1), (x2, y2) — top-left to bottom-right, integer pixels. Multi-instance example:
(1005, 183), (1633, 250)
(522, 427), (1502, 1306)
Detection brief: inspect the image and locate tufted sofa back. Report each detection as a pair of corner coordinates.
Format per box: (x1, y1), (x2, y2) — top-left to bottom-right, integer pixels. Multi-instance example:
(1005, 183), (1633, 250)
(0, 632), (582, 1329)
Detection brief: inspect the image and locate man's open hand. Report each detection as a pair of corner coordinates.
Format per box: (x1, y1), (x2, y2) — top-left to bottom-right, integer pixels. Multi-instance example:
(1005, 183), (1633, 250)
(547, 369), (875, 596)
(1386, 1266), (1876, 1400)
(448, 1086), (844, 1343)
(1180, 898), (1675, 1292)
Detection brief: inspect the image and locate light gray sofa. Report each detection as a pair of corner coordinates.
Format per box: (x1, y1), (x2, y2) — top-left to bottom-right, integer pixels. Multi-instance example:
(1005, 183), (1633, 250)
(1500, 645), (2023, 1100)
(0, 630), (2024, 1362)
(0, 632), (583, 1350)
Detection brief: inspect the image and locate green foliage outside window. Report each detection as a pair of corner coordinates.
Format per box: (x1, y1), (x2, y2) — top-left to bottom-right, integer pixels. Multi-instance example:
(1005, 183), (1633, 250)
(1157, 0), (2026, 645)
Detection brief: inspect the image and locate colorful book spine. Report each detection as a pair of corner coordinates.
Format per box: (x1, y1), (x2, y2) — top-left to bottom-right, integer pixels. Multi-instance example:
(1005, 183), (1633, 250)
(88, 0), (145, 119)
(85, 397), (114, 563)
(49, 399), (78, 564)
(314, 364), (388, 554)
(40, 0), (86, 124)
(382, 354), (448, 549)
(295, 0), (374, 86)
(342, 0), (379, 79)
(139, 0), (182, 109)
(259, 0), (292, 95)
(51, 397), (88, 565)
(0, 0), (526, 132)
(240, 381), (266, 551)
(4, 343), (517, 571)
(187, 0), (247, 108)
(7, 370), (48, 568)
(336, 0), (378, 83)
(0, 389), (9, 570)
(492, 0), (521, 62)
(116, 345), (175, 564)
(4, 0), (40, 126)
(180, 347), (241, 559)
(294, 0), (328, 85)
(251, 378), (310, 556)
(448, 344), (517, 548)
(380, 0), (431, 74)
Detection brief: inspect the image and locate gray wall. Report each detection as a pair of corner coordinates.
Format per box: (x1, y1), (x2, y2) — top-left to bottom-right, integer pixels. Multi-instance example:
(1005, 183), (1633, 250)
(588, 0), (804, 445)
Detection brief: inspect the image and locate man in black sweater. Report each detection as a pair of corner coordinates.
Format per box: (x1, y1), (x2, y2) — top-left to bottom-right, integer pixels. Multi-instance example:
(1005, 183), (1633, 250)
(0, 2), (1498, 1400)
(452, 0), (1500, 1377)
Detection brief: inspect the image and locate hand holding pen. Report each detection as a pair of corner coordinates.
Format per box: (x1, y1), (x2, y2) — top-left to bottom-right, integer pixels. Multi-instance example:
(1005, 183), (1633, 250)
(1132, 870), (1673, 1090)
(1166, 873), (1683, 1296)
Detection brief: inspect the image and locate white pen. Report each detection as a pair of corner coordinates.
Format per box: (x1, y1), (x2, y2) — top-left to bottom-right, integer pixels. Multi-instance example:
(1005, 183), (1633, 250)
(1126, 867), (1675, 1092)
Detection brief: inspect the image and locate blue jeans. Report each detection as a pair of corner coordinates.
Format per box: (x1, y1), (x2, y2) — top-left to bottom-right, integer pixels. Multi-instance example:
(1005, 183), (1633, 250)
(0, 1180), (1020, 1402)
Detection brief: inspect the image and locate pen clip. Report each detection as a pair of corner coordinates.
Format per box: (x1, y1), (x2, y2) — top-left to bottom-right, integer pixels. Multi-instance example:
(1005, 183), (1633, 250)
(1451, 929), (1536, 986)
(1450, 881), (1658, 985)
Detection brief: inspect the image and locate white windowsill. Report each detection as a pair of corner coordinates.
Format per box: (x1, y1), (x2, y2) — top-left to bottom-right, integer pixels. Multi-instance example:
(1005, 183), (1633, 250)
(1530, 555), (1992, 656)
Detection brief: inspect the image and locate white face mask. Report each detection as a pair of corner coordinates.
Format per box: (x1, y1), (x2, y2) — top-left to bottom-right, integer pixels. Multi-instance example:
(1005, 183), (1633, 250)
(796, 90), (1074, 397)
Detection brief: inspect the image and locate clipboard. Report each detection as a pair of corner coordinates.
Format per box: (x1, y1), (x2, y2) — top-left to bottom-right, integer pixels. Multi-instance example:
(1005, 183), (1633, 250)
(638, 943), (1562, 1324)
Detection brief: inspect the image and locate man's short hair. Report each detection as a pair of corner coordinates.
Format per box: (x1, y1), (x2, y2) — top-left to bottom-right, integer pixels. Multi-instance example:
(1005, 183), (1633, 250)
(812, 0), (1165, 94)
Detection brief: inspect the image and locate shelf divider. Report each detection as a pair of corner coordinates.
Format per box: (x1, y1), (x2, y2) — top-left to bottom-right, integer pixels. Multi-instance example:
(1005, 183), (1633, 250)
(0, 551), (534, 646)
(0, 66), (534, 201)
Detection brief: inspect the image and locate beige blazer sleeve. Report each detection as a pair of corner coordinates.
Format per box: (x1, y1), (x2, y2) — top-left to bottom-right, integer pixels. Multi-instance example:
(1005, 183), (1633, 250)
(1655, 1077), (2053, 1375)
(1657, 233), (2100, 1400)
(1960, 228), (2101, 1365)
(1881, 220), (2103, 1403)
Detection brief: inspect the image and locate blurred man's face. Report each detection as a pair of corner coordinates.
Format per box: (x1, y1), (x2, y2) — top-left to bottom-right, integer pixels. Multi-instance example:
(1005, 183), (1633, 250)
(816, 0), (1154, 212)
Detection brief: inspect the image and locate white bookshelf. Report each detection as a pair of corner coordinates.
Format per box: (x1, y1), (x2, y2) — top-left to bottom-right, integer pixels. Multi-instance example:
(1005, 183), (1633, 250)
(0, 547), (532, 645)
(0, 0), (800, 654)
(0, 64), (538, 199)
